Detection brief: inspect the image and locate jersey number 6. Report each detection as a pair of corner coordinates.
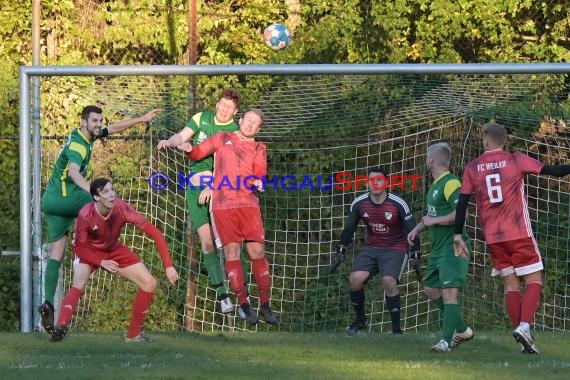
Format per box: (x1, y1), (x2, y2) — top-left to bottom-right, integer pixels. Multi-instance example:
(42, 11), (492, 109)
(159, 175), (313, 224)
(485, 173), (503, 203)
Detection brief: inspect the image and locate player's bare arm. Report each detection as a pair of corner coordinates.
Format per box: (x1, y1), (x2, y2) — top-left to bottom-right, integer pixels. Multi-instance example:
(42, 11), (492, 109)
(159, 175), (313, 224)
(407, 221), (425, 246)
(423, 210), (456, 227)
(67, 163), (90, 193)
(107, 109), (161, 135)
(157, 126), (194, 149)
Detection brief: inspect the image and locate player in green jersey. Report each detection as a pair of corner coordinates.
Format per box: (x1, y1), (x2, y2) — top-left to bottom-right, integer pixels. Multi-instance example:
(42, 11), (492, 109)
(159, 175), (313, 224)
(38, 105), (161, 334)
(407, 142), (474, 352)
(157, 88), (248, 315)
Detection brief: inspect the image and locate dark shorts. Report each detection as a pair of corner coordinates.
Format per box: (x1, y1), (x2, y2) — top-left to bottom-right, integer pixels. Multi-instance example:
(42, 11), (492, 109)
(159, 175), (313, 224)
(42, 190), (92, 242)
(351, 246), (407, 281)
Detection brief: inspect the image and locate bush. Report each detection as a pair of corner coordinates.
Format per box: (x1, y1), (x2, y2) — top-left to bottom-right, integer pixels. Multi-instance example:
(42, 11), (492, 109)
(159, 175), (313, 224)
(0, 256), (20, 331)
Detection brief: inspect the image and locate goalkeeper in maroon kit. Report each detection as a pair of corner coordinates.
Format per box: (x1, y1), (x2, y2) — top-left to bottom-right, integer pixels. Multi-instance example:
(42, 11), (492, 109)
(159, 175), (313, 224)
(50, 178), (179, 342)
(186, 108), (277, 325)
(331, 166), (421, 336)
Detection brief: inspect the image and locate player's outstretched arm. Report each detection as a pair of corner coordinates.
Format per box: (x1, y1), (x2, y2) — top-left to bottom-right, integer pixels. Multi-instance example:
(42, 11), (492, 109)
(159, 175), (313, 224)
(107, 109), (161, 135)
(187, 135), (217, 161)
(157, 127), (195, 150)
(540, 165), (570, 177)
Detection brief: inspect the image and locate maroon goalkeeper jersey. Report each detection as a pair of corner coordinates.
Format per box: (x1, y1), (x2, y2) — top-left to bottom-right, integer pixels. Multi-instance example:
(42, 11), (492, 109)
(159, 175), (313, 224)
(188, 131), (267, 210)
(460, 149), (543, 244)
(339, 192), (418, 251)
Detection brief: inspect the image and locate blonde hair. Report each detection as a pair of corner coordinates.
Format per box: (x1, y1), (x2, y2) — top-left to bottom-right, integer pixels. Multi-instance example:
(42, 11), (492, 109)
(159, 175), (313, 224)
(427, 142), (451, 167)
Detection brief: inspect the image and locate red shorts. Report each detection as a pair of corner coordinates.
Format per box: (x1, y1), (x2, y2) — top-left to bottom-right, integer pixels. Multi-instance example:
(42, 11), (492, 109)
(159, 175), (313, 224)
(487, 236), (543, 277)
(74, 243), (141, 269)
(211, 207), (265, 246)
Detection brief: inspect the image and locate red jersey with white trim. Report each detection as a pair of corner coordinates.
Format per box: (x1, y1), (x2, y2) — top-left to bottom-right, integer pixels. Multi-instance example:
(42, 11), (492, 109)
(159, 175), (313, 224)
(74, 198), (147, 251)
(188, 131), (267, 210)
(460, 150), (543, 244)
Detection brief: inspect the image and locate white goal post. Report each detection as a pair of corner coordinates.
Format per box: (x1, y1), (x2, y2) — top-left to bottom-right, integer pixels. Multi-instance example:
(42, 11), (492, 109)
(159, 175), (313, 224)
(19, 63), (570, 333)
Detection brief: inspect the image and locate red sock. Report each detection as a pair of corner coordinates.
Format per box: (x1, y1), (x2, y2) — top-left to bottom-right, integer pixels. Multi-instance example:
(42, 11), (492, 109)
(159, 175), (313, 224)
(127, 289), (154, 339)
(252, 257), (271, 305)
(56, 287), (82, 326)
(225, 260), (248, 305)
(520, 282), (542, 324)
(505, 290), (521, 328)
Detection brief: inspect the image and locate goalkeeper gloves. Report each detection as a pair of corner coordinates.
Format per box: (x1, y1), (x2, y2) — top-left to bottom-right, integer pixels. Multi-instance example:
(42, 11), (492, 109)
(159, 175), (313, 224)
(409, 250), (422, 283)
(329, 245), (347, 274)
(409, 250), (421, 262)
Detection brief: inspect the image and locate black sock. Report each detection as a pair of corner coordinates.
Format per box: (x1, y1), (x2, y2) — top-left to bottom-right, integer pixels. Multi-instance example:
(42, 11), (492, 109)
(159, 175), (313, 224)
(350, 288), (366, 322)
(386, 294), (401, 332)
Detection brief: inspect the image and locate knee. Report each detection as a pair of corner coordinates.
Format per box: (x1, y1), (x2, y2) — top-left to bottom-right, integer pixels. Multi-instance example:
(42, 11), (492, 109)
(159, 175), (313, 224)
(424, 287), (441, 300)
(348, 276), (364, 291)
(382, 277), (397, 292)
(141, 276), (158, 293)
(201, 241), (215, 253)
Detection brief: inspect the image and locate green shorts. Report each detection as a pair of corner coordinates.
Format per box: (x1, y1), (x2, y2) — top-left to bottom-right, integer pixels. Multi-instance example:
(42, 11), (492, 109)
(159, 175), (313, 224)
(423, 255), (469, 289)
(41, 190), (93, 242)
(186, 187), (211, 231)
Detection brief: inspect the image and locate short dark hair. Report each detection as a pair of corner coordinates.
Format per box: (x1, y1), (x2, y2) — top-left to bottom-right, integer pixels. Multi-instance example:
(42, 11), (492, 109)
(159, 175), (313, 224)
(90, 177), (111, 198)
(219, 88), (241, 108)
(81, 105), (103, 121)
(482, 122), (508, 146)
(368, 165), (389, 178)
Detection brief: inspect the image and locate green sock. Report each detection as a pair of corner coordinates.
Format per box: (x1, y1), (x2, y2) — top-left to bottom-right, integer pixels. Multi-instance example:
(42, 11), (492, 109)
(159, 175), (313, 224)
(433, 296), (445, 328)
(433, 296), (445, 311)
(443, 303), (460, 343)
(44, 259), (61, 305)
(455, 306), (468, 333)
(203, 252), (227, 298)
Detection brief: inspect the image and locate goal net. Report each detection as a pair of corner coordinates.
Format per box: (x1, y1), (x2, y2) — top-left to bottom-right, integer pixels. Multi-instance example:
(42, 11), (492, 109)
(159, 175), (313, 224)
(28, 68), (569, 334)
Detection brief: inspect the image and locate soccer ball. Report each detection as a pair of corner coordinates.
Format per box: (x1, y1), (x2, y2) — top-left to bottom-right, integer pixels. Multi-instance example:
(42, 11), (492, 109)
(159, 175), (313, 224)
(263, 23), (291, 51)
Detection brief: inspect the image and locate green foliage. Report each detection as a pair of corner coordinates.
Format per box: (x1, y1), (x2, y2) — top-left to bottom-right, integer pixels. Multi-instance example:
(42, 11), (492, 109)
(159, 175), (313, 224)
(0, 66), (19, 250)
(370, 0), (570, 63)
(0, 258), (20, 332)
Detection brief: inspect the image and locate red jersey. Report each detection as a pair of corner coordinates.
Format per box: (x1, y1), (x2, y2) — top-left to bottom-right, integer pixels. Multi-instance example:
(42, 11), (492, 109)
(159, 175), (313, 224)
(74, 198), (172, 267)
(460, 150), (543, 244)
(188, 131), (267, 210)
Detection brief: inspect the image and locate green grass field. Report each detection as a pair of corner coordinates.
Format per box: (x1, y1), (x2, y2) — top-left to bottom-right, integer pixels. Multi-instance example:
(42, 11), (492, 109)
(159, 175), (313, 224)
(1, 330), (568, 380)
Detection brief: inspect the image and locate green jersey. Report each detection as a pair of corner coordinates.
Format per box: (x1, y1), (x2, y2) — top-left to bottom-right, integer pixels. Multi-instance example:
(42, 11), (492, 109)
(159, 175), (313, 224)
(45, 128), (107, 197)
(186, 111), (237, 173)
(427, 171), (468, 257)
